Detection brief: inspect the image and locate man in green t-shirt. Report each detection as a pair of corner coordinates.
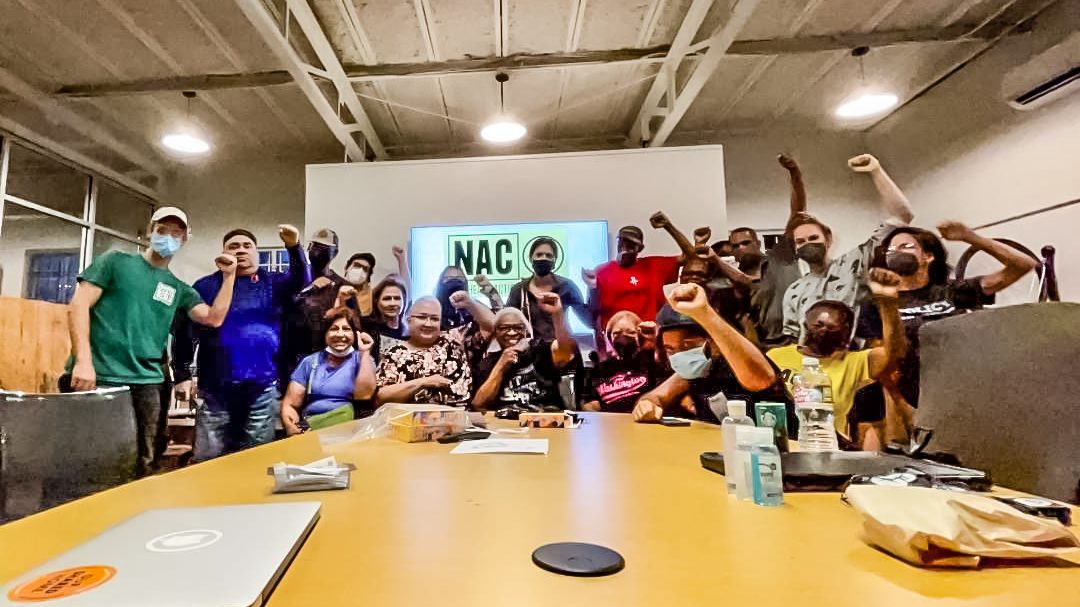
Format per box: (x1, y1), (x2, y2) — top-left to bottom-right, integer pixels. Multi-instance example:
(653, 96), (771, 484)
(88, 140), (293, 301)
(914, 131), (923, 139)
(66, 206), (238, 476)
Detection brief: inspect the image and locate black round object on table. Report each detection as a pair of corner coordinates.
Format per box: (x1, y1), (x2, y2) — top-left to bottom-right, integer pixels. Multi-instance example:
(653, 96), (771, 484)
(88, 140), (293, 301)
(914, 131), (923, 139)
(531, 542), (625, 577)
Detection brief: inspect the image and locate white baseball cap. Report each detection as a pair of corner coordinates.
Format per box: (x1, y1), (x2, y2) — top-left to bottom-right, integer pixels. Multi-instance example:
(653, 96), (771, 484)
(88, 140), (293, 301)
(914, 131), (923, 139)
(150, 206), (189, 229)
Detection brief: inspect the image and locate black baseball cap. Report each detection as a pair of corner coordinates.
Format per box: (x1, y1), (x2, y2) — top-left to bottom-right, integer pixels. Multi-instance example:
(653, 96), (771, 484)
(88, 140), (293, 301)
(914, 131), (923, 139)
(617, 226), (644, 247)
(655, 304), (700, 332)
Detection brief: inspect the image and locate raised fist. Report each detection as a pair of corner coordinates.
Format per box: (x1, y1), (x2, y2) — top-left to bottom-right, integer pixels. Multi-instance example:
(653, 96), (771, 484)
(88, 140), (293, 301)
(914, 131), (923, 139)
(868, 268), (901, 300)
(357, 332), (375, 352)
(278, 224), (300, 247)
(693, 227), (712, 246)
(392, 245), (406, 261)
(777, 154), (799, 171)
(537, 292), (563, 314)
(449, 290), (471, 310)
(581, 268), (598, 290)
(649, 211), (671, 229)
(937, 220), (975, 243)
(666, 283), (709, 319)
(848, 154), (881, 173)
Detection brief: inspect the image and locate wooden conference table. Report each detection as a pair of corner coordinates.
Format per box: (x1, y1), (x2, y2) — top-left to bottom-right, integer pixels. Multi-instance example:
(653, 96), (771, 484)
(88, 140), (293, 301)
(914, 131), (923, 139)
(1, 413), (1077, 606)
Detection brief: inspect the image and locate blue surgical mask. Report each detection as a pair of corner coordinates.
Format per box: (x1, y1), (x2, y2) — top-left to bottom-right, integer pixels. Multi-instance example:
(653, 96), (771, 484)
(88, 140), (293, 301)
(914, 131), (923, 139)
(669, 346), (713, 380)
(150, 233), (182, 258)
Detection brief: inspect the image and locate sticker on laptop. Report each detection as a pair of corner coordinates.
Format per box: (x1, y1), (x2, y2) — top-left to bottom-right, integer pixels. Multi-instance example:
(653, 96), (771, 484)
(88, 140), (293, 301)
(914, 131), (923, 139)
(7, 565), (116, 602)
(145, 529), (223, 553)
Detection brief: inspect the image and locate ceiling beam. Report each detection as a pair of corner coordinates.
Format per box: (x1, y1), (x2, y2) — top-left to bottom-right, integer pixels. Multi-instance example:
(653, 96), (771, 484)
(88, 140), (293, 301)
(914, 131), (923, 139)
(40, 22), (1021, 99)
(284, 0), (386, 159)
(233, 0), (366, 161)
(645, 0), (765, 147)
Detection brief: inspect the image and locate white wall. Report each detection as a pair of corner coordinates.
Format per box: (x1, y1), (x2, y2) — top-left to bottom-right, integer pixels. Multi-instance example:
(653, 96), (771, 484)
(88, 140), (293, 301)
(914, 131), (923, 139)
(306, 146), (728, 285)
(872, 2), (1080, 302)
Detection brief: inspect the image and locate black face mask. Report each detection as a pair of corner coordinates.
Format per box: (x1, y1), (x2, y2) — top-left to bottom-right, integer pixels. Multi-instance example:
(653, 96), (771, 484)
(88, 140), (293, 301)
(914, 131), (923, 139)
(437, 278), (468, 301)
(885, 252), (920, 276)
(532, 259), (554, 277)
(617, 251), (637, 267)
(796, 242), (827, 264)
(805, 327), (849, 357)
(308, 245), (335, 274)
(611, 335), (639, 359)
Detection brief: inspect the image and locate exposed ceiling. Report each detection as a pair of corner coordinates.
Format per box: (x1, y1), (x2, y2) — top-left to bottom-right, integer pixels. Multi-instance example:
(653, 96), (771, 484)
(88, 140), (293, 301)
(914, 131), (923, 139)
(0, 0), (1065, 197)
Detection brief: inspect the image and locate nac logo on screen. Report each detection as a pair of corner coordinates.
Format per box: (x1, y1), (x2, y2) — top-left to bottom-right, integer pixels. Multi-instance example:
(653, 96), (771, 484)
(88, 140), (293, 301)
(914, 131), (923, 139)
(448, 234), (564, 280)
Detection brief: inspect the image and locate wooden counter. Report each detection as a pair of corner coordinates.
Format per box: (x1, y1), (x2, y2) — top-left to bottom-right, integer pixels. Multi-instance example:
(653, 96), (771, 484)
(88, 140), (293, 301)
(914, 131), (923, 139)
(1, 413), (1077, 605)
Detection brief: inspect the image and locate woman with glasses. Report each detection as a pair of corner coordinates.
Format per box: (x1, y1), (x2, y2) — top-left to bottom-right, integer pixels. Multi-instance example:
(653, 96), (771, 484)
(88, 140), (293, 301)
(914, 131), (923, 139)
(375, 297), (472, 406)
(581, 311), (665, 413)
(471, 293), (579, 412)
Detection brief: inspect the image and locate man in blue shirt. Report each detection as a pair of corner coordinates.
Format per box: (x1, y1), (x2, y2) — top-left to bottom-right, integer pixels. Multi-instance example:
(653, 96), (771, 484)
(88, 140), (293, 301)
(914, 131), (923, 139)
(173, 225), (309, 460)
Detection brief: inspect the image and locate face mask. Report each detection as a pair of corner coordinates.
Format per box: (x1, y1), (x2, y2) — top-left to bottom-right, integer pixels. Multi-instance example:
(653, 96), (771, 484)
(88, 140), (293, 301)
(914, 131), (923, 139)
(611, 335), (639, 359)
(885, 252), (920, 276)
(804, 328), (849, 357)
(308, 245), (334, 272)
(669, 346), (713, 380)
(617, 251), (637, 267)
(325, 345), (356, 359)
(532, 259), (554, 277)
(345, 267), (369, 285)
(795, 242), (827, 264)
(150, 233), (182, 258)
(438, 278), (468, 300)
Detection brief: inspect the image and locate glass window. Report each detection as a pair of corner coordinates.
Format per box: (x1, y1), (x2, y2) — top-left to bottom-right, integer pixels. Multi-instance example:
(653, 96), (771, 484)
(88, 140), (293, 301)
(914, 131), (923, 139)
(92, 232), (142, 262)
(259, 248), (289, 273)
(96, 181), (152, 238)
(5, 144), (89, 219)
(0, 203), (83, 303)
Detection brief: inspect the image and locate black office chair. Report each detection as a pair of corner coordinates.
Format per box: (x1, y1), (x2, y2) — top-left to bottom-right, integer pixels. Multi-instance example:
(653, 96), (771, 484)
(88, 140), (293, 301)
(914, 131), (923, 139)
(916, 303), (1080, 503)
(0, 387), (137, 522)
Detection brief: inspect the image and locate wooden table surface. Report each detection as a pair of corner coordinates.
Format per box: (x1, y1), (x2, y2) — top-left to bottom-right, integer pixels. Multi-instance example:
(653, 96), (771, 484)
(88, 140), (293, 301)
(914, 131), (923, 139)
(1, 413), (1077, 606)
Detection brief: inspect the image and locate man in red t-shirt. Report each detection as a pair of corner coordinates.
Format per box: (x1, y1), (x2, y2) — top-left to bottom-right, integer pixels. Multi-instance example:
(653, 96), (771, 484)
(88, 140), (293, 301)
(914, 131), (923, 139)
(585, 226), (680, 353)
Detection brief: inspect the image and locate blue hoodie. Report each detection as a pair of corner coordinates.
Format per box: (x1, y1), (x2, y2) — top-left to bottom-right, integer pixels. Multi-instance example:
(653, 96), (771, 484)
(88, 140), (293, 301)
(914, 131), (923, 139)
(173, 246), (309, 392)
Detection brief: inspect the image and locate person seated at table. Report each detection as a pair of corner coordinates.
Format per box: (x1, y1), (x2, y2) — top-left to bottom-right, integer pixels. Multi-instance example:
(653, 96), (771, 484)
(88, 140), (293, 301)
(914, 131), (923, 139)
(506, 237), (590, 341)
(280, 311), (376, 435)
(472, 294), (578, 412)
(767, 269), (906, 450)
(582, 311), (665, 413)
(375, 297), (472, 406)
(362, 277), (409, 361)
(632, 283), (790, 424)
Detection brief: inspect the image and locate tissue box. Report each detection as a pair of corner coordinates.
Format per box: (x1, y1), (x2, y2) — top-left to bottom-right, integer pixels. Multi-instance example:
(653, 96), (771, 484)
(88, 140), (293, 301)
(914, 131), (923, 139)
(518, 411), (579, 428)
(389, 405), (468, 443)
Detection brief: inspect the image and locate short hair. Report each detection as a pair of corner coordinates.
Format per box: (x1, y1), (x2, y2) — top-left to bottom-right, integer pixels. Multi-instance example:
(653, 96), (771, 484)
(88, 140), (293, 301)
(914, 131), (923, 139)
(323, 308), (360, 337)
(346, 252), (376, 270)
(493, 307), (533, 338)
(882, 227), (951, 285)
(786, 212), (832, 241)
(728, 227), (759, 241)
(371, 277), (408, 317)
(222, 228), (257, 246)
(605, 310), (642, 337)
(411, 296), (441, 314)
(805, 299), (855, 328)
(529, 237), (559, 259)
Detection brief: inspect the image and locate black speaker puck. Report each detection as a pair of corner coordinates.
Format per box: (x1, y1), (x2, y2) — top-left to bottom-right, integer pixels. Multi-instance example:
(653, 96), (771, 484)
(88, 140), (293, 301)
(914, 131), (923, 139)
(531, 542), (625, 577)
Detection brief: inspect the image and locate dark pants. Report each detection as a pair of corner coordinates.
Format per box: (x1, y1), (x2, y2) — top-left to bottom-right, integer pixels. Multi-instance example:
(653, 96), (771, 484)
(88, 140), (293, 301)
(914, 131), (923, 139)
(193, 382), (278, 462)
(58, 377), (164, 478)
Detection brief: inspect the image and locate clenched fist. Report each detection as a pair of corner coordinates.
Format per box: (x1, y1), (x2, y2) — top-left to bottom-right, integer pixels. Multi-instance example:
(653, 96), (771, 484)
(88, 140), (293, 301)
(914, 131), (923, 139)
(937, 220), (975, 243)
(357, 332), (375, 352)
(215, 254), (238, 275)
(278, 224), (300, 247)
(581, 268), (598, 290)
(392, 245), (406, 261)
(537, 292), (563, 315)
(848, 154), (881, 173)
(449, 290), (472, 310)
(778, 154), (800, 172)
(868, 268), (902, 300)
(649, 211), (671, 229)
(666, 283), (709, 320)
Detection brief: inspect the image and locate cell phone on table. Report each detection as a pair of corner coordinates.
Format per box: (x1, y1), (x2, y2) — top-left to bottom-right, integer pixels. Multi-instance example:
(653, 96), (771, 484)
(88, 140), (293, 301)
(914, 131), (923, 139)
(660, 417), (691, 427)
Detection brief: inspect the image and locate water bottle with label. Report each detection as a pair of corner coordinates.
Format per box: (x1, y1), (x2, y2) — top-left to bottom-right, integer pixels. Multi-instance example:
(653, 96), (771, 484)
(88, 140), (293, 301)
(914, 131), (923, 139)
(720, 400), (754, 494)
(792, 357), (839, 452)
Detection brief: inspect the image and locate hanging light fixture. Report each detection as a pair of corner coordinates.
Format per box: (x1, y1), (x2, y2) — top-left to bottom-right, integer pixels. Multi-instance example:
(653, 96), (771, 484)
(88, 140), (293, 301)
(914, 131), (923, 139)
(835, 47), (899, 120)
(481, 72), (526, 143)
(162, 91), (212, 155)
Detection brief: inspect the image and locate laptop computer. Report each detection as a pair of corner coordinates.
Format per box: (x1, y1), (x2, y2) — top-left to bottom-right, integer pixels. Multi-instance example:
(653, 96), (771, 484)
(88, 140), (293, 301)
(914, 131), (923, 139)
(2, 502), (320, 606)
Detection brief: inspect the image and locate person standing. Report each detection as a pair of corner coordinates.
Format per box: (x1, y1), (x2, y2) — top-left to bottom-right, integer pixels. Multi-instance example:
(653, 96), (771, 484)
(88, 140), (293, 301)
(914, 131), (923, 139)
(173, 225), (309, 461)
(583, 225), (679, 352)
(66, 207), (237, 477)
(282, 228), (342, 382)
(506, 237), (589, 341)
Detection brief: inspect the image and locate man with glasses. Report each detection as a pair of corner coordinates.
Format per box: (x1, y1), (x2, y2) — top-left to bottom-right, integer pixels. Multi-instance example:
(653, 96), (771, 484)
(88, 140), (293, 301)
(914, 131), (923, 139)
(472, 293), (579, 412)
(375, 297), (472, 405)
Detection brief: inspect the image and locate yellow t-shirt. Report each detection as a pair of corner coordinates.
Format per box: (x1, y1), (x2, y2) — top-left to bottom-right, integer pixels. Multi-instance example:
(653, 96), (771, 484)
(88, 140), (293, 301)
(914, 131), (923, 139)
(767, 345), (873, 438)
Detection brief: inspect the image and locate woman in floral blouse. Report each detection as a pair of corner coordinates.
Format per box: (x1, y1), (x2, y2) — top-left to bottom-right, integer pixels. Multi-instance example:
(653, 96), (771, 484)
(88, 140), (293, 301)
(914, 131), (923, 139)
(375, 297), (472, 406)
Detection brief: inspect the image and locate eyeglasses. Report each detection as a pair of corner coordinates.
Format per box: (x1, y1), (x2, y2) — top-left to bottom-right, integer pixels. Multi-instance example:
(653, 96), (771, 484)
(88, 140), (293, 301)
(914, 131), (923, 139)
(496, 324), (527, 334)
(886, 243), (919, 253)
(408, 314), (441, 325)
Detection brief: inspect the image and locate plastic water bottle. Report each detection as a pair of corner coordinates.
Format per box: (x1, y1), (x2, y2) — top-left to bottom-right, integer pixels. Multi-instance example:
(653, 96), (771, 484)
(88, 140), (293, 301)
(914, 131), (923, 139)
(735, 426), (775, 501)
(720, 400), (754, 494)
(792, 357), (839, 452)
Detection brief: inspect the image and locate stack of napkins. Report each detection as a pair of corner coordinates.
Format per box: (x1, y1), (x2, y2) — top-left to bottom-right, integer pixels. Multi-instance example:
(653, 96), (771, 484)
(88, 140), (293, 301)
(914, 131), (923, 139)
(270, 456), (354, 493)
(449, 439), (549, 455)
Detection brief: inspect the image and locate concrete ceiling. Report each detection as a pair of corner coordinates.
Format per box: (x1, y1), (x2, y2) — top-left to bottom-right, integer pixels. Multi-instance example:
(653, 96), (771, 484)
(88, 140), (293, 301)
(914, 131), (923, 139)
(0, 0), (1065, 196)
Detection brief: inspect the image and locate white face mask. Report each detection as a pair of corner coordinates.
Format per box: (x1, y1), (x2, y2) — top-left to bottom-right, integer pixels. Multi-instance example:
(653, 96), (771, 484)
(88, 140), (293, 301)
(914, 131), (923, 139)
(325, 346), (356, 359)
(345, 267), (369, 285)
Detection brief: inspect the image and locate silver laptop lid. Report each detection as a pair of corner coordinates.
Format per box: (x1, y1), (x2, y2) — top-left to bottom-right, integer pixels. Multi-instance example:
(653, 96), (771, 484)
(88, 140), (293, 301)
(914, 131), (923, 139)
(2, 502), (320, 607)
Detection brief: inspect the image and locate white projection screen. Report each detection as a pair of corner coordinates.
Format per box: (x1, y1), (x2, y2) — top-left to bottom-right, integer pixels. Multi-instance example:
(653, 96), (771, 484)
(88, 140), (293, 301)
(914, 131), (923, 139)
(305, 145), (727, 300)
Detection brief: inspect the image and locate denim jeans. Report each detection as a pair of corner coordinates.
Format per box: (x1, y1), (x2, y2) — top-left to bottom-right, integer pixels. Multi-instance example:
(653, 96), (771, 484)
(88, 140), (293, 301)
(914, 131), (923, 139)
(194, 382), (279, 462)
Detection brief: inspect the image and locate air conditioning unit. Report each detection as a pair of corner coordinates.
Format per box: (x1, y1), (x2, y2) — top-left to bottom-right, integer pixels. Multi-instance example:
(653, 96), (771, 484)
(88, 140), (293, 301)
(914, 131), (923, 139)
(1002, 31), (1080, 110)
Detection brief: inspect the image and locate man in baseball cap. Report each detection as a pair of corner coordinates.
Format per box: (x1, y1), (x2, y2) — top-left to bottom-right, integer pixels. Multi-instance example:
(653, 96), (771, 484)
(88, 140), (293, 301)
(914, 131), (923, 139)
(281, 228), (348, 383)
(149, 206), (189, 230)
(584, 224), (680, 356)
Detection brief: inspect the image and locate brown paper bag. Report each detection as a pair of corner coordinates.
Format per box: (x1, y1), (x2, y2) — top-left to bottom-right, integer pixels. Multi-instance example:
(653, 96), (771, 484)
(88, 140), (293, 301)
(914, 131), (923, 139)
(844, 485), (1080, 568)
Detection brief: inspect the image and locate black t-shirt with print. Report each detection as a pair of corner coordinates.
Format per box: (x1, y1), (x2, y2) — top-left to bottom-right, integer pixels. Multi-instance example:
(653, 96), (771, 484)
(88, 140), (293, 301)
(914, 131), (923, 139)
(362, 314), (406, 365)
(856, 277), (993, 406)
(586, 350), (665, 413)
(685, 358), (793, 426)
(506, 276), (587, 341)
(474, 339), (570, 410)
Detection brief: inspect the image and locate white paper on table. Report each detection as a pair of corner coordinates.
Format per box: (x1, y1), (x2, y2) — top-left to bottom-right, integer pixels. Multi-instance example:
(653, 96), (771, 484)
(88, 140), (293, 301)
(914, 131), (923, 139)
(449, 438), (549, 455)
(270, 456), (353, 492)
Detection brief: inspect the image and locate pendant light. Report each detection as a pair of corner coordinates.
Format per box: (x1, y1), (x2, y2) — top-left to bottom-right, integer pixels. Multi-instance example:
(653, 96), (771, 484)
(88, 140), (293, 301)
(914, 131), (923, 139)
(481, 72), (527, 143)
(835, 47), (898, 119)
(162, 91), (212, 155)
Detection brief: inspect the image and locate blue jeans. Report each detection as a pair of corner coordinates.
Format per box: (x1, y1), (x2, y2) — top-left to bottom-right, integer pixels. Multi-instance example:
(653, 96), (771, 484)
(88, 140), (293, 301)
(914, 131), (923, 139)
(194, 382), (279, 462)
